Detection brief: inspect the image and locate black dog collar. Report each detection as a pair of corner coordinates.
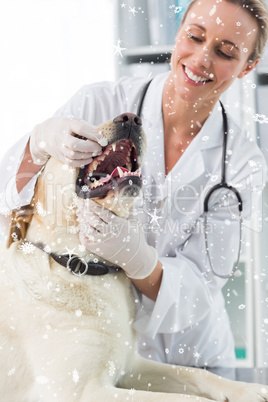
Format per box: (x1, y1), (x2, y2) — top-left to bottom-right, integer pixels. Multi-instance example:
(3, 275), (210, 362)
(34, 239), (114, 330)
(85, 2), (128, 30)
(30, 242), (121, 277)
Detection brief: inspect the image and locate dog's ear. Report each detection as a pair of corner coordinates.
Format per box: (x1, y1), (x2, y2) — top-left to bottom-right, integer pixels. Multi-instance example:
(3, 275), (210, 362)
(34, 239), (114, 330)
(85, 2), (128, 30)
(7, 205), (34, 248)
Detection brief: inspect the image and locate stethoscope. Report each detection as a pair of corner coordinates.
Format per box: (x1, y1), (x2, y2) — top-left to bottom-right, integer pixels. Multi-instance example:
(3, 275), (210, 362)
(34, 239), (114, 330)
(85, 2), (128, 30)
(137, 80), (243, 279)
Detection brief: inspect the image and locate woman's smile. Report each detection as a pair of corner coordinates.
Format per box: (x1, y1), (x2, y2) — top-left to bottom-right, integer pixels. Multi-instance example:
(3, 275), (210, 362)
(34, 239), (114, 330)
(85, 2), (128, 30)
(182, 65), (213, 86)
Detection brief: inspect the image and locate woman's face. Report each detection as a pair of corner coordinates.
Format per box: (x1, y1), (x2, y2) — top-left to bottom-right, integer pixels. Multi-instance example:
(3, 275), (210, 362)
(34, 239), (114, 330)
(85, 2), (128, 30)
(170, 0), (259, 104)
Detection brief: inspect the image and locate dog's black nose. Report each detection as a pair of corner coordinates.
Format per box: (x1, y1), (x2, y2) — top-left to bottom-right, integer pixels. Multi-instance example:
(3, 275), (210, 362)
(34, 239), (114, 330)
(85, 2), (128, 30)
(113, 113), (142, 126)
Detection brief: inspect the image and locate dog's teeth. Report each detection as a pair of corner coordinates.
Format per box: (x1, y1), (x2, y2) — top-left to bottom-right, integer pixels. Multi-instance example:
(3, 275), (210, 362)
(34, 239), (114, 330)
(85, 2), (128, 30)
(112, 143), (116, 152)
(91, 181), (103, 188)
(90, 179), (97, 188)
(117, 167), (124, 178)
(90, 161), (99, 171)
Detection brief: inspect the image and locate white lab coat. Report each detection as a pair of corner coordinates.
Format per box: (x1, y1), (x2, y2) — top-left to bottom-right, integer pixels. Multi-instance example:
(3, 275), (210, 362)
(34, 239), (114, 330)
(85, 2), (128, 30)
(0, 72), (266, 378)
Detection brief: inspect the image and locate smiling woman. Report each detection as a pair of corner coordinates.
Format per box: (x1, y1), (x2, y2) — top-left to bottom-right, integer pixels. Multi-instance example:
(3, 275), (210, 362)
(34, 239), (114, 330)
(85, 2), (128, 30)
(0, 0), (115, 162)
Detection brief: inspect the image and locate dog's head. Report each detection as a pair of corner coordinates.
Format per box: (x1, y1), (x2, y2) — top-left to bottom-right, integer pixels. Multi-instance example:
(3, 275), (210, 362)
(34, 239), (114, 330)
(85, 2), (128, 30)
(7, 113), (146, 247)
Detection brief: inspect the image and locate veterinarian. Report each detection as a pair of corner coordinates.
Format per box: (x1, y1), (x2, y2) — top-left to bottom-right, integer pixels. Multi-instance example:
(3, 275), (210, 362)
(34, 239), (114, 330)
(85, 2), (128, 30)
(1, 0), (268, 381)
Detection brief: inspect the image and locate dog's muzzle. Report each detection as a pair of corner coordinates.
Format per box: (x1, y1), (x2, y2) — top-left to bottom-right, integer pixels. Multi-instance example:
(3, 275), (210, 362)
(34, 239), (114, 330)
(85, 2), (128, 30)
(76, 113), (144, 199)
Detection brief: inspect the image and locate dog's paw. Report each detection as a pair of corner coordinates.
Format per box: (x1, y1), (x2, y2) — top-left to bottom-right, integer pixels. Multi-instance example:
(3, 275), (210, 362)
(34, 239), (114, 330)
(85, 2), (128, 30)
(225, 382), (268, 402)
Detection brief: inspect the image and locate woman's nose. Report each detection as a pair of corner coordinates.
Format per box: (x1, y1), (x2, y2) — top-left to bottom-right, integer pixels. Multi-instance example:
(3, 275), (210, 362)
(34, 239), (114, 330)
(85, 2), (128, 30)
(193, 46), (212, 70)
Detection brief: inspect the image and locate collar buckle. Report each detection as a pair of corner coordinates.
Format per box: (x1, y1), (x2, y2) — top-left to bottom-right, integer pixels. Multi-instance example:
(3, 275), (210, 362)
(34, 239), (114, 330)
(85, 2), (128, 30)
(67, 255), (88, 276)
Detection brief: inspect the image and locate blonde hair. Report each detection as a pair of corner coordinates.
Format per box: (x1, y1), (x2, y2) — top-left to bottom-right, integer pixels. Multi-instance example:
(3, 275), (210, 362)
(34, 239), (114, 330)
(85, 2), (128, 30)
(180, 0), (268, 61)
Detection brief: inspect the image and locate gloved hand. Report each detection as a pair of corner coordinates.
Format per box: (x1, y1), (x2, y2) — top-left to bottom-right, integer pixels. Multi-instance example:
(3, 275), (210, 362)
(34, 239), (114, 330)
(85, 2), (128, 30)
(29, 116), (107, 166)
(76, 199), (158, 280)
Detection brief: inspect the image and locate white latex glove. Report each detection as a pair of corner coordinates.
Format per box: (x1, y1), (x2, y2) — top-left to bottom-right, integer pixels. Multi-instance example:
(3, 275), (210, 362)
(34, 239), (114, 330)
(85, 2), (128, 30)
(76, 199), (158, 280)
(29, 116), (107, 166)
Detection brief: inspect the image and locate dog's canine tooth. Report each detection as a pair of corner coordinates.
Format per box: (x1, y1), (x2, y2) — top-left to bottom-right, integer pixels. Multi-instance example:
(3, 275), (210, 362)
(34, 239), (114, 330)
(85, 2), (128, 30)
(112, 143), (116, 152)
(90, 161), (99, 171)
(117, 167), (124, 178)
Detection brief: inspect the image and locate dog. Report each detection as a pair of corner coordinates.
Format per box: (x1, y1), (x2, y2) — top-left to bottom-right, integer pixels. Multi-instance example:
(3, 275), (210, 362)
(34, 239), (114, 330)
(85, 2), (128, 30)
(0, 113), (267, 401)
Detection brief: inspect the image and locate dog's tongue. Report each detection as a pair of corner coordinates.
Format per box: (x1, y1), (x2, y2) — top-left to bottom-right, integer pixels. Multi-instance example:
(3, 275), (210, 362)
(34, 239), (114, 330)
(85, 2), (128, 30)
(98, 166), (141, 184)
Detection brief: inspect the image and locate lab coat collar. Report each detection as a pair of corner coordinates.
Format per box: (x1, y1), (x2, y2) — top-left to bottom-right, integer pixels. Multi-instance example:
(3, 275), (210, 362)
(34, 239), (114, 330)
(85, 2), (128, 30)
(142, 71), (224, 150)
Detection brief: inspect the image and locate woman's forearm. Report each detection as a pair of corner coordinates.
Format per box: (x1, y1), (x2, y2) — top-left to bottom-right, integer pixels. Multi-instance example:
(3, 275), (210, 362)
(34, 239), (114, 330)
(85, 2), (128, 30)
(131, 260), (163, 301)
(16, 140), (43, 193)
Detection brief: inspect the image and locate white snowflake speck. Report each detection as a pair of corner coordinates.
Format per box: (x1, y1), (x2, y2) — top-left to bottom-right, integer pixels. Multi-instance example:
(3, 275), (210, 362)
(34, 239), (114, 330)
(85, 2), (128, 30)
(193, 351), (202, 361)
(78, 244), (86, 252)
(129, 6), (138, 16)
(75, 309), (82, 317)
(81, 185), (90, 193)
(72, 369), (79, 384)
(114, 40), (126, 57)
(248, 160), (257, 168)
(209, 5), (216, 16)
(44, 245), (52, 253)
(39, 141), (46, 149)
(36, 201), (47, 217)
(35, 375), (49, 384)
(68, 226), (79, 234)
(174, 6), (182, 14)
(7, 368), (16, 376)
(253, 113), (268, 124)
(108, 361), (116, 377)
(11, 232), (18, 242)
(19, 241), (35, 254)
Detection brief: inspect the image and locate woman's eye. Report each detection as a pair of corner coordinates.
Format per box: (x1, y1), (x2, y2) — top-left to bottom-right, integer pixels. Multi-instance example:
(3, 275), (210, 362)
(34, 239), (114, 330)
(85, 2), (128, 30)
(187, 33), (203, 43)
(217, 50), (233, 60)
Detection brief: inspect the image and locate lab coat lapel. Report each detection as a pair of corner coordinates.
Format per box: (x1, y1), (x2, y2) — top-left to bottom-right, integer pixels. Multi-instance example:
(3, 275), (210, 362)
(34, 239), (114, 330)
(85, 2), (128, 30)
(167, 102), (225, 185)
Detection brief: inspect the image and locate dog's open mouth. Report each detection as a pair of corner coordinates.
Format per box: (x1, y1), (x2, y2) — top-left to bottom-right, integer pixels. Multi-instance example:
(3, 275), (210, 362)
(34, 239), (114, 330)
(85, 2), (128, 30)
(76, 139), (142, 199)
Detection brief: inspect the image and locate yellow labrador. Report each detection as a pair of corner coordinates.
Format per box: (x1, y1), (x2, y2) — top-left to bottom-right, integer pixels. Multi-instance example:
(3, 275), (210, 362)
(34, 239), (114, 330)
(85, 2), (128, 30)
(0, 113), (267, 402)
